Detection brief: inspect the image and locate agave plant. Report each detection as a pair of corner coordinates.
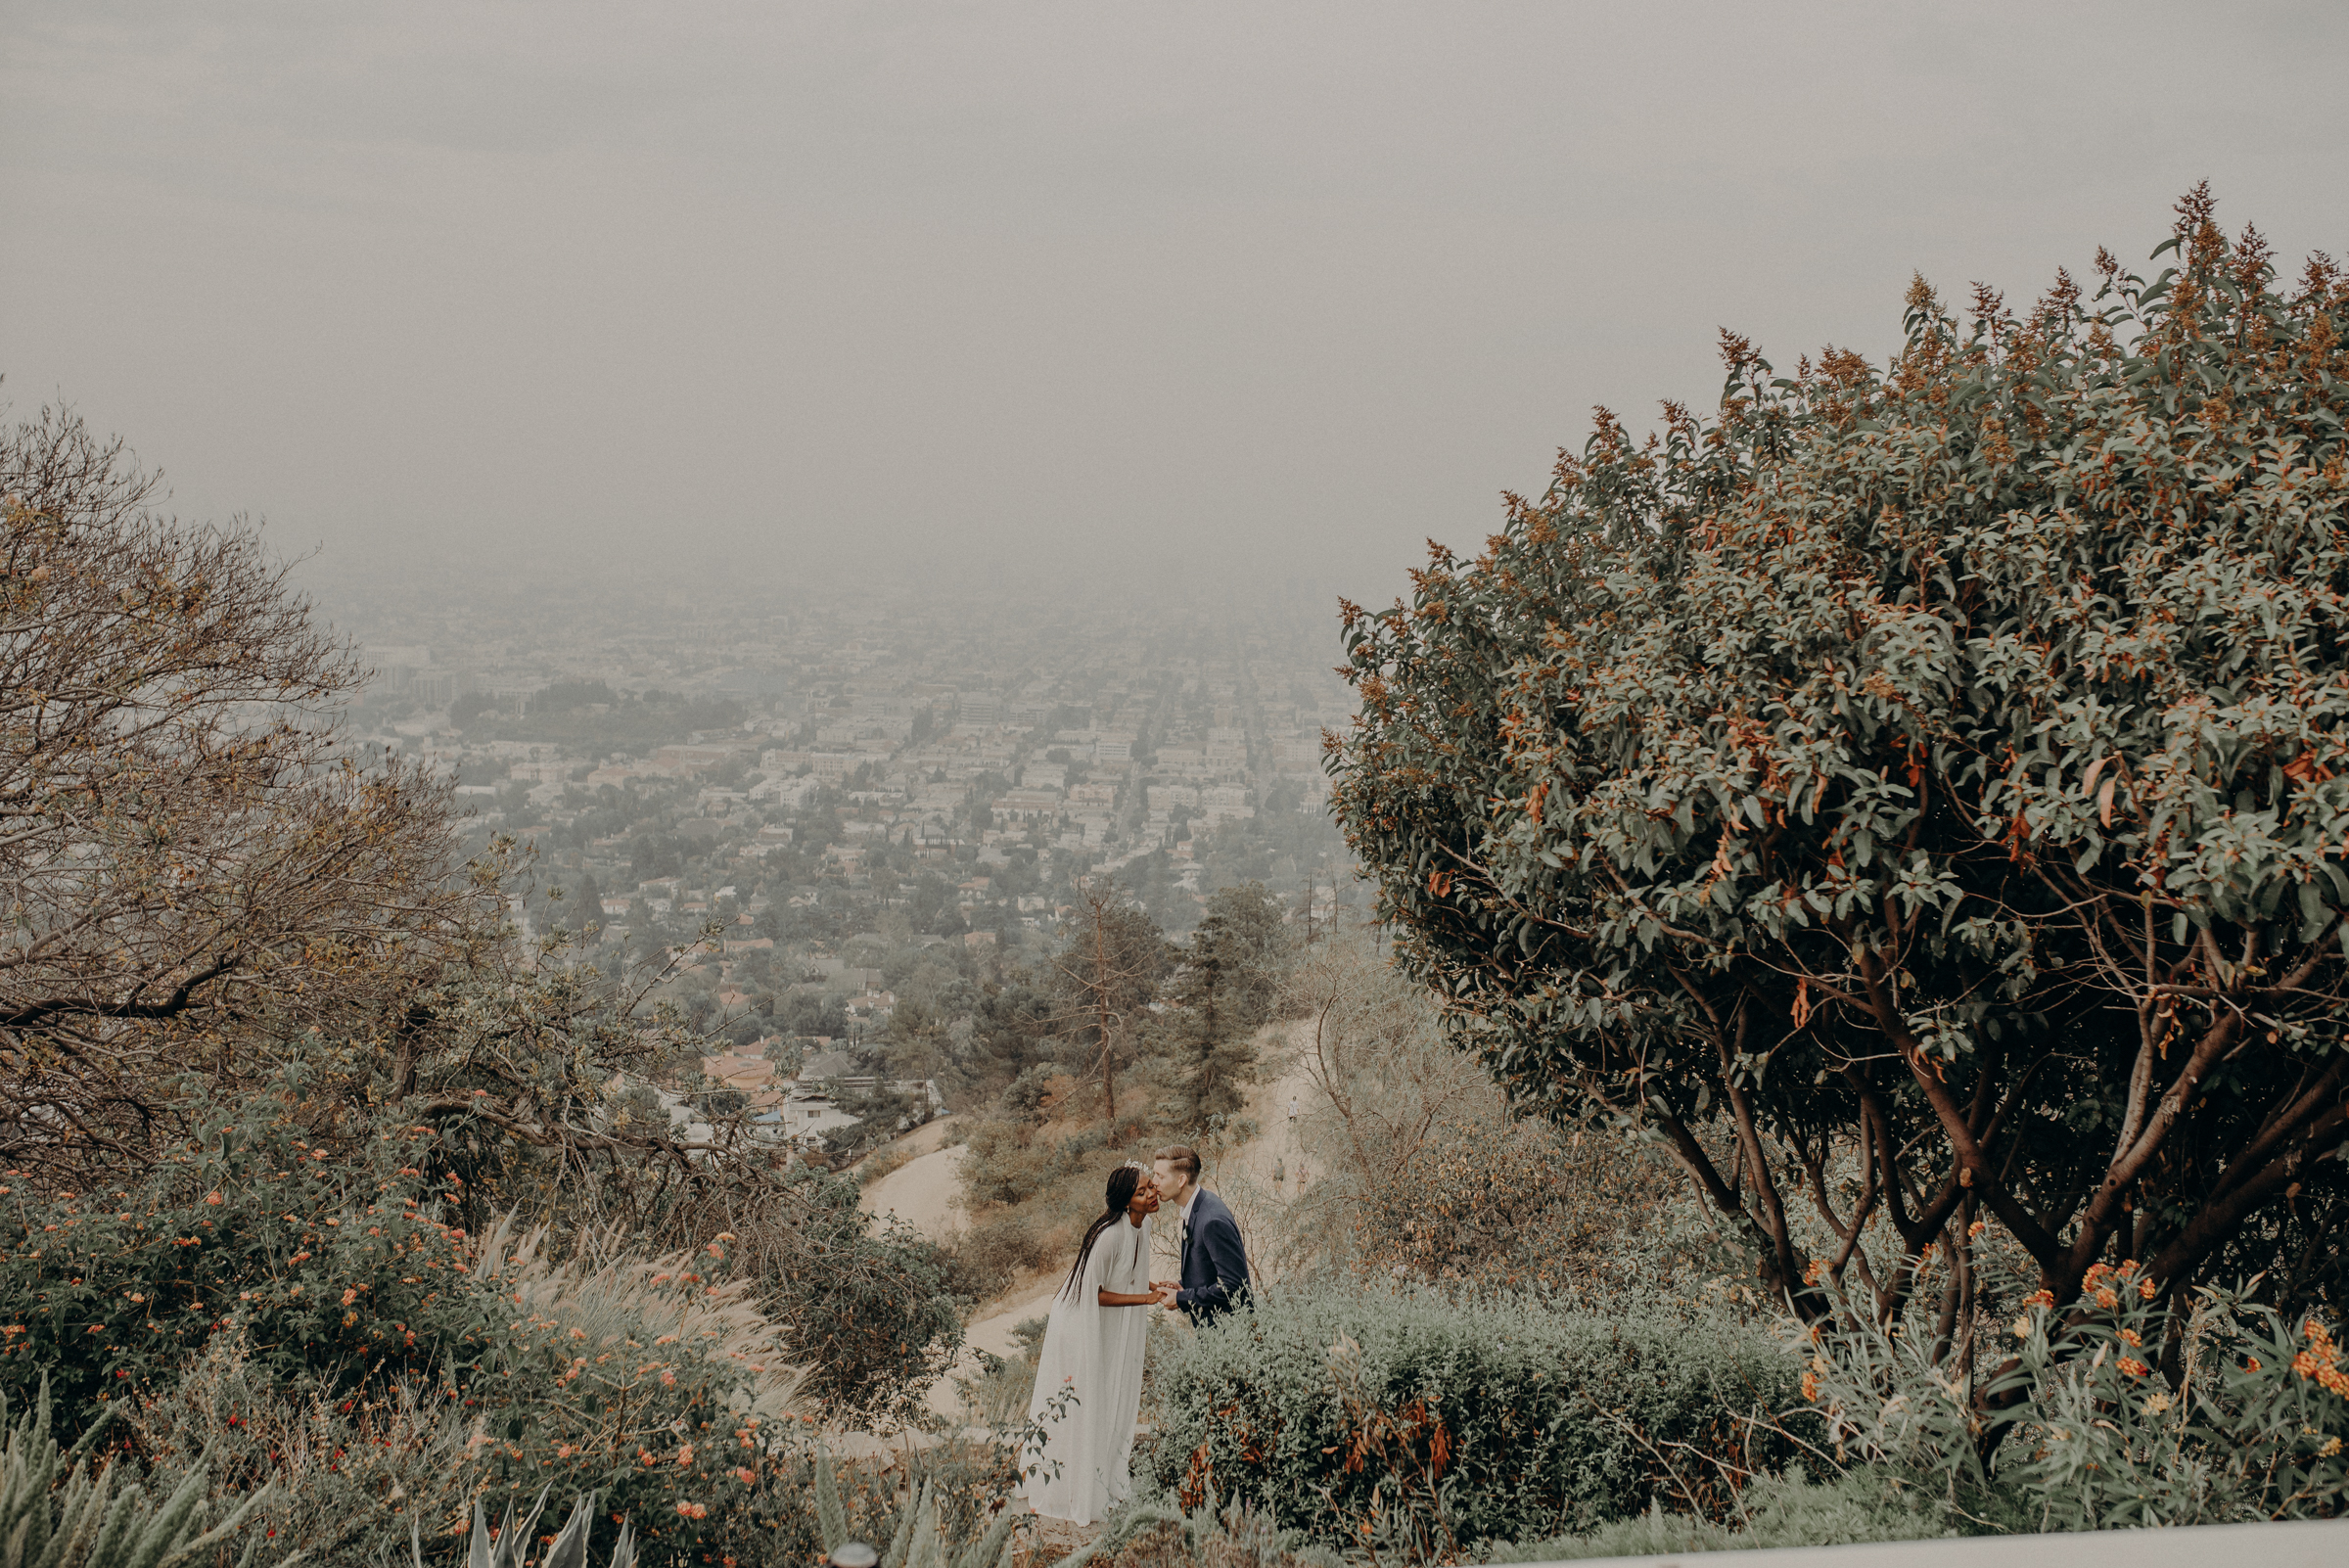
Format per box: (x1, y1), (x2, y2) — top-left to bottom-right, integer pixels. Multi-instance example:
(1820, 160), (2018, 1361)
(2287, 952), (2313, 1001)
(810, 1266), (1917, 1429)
(810, 1450), (1018, 1568)
(381, 1489), (634, 1568)
(0, 1381), (290, 1568)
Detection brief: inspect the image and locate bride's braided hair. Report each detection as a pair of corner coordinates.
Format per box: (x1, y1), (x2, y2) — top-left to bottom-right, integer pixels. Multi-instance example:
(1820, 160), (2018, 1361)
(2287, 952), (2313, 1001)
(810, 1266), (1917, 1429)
(1059, 1163), (1145, 1302)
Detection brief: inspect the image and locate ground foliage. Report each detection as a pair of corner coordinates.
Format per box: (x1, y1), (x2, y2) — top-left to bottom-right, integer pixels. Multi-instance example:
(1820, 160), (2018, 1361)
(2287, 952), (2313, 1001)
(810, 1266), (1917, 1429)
(1799, 1260), (2349, 1526)
(0, 1085), (832, 1559)
(1332, 190), (2349, 1342)
(1143, 1282), (1801, 1551)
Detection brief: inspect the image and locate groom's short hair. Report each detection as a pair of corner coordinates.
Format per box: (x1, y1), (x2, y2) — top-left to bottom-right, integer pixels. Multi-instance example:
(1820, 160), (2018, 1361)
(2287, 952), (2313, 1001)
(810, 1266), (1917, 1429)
(1153, 1145), (1200, 1181)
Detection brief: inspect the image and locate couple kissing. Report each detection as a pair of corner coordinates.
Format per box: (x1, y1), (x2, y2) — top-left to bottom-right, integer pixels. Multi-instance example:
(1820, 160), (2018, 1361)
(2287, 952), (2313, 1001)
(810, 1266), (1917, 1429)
(1015, 1144), (1253, 1525)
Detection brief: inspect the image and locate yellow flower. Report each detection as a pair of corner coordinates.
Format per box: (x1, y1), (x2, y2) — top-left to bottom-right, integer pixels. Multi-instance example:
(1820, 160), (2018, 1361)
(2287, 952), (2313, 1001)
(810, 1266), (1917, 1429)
(2011, 1317), (2032, 1340)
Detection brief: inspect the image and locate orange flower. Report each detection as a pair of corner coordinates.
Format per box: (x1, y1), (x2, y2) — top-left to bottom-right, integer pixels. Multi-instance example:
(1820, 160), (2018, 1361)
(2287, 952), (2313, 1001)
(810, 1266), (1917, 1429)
(675, 1501), (707, 1520)
(731, 1466), (757, 1485)
(1801, 1369), (1819, 1403)
(676, 1444), (696, 1466)
(2025, 1289), (2054, 1310)
(2117, 1357), (2149, 1379)
(2095, 1287), (2119, 1310)
(341, 1288), (358, 1307)
(205, 1192), (223, 1207)
(2139, 1277), (2159, 1300)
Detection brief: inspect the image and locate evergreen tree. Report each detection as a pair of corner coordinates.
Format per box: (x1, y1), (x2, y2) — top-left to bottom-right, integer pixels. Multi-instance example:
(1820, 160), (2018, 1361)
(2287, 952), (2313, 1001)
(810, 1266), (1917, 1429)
(1050, 880), (1172, 1122)
(566, 869), (604, 937)
(1172, 881), (1287, 1124)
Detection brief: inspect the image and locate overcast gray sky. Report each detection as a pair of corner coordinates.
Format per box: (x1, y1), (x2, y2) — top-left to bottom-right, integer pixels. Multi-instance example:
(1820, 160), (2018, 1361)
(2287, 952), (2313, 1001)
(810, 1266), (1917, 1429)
(6, 2), (2346, 603)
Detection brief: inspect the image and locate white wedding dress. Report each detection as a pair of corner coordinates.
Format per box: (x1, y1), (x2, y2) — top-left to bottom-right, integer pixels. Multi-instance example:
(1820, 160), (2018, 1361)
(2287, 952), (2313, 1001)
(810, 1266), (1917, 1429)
(1016, 1212), (1153, 1523)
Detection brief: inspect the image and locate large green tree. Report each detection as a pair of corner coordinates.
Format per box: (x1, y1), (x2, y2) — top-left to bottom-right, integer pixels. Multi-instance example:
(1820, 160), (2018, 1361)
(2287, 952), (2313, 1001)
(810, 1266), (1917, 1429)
(1333, 191), (2349, 1341)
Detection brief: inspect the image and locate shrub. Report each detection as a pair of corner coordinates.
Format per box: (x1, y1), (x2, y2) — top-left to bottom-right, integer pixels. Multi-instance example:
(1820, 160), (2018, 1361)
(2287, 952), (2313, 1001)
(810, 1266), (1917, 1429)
(0, 1100), (484, 1418)
(0, 1381), (287, 1568)
(111, 1215), (803, 1560)
(385, 1490), (639, 1568)
(435, 1217), (803, 1550)
(952, 1314), (1046, 1435)
(1143, 1281), (1799, 1549)
(768, 1439), (1026, 1567)
(808, 1454), (1022, 1568)
(855, 1141), (917, 1188)
(0, 1087), (825, 1559)
(120, 1332), (476, 1562)
(944, 1215), (1058, 1303)
(1799, 1263), (2349, 1524)
(760, 1164), (963, 1427)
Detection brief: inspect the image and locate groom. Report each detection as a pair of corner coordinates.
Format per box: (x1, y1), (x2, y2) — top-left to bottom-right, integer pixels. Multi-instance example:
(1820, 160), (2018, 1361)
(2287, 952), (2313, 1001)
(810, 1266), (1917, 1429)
(1150, 1144), (1251, 1323)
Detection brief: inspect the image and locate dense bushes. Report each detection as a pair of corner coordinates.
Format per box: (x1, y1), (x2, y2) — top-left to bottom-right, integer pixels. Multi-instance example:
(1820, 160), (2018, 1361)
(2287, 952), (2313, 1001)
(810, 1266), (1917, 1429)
(0, 1090), (484, 1416)
(1143, 1272), (2349, 1557)
(0, 1085), (835, 1559)
(1802, 1263), (2349, 1527)
(1144, 1281), (1799, 1550)
(760, 1162), (963, 1427)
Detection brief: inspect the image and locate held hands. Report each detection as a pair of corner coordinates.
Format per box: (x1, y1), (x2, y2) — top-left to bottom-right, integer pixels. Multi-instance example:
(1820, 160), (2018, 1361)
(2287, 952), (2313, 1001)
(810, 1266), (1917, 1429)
(1150, 1281), (1179, 1309)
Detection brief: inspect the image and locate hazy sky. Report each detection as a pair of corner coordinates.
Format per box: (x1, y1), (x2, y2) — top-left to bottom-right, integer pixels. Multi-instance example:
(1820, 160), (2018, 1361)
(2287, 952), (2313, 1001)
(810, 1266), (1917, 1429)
(6, 3), (2347, 603)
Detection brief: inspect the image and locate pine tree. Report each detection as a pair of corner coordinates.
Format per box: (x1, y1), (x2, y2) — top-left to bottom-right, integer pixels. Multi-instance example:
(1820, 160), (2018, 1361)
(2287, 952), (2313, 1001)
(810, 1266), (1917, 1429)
(1172, 882), (1286, 1124)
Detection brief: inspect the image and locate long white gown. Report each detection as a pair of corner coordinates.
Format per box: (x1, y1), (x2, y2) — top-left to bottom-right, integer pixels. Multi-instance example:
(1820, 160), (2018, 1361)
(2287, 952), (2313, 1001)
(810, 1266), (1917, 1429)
(1017, 1212), (1153, 1524)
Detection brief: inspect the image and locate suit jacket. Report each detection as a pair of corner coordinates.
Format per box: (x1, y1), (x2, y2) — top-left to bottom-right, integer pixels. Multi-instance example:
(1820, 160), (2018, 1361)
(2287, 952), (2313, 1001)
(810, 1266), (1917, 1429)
(1174, 1188), (1251, 1322)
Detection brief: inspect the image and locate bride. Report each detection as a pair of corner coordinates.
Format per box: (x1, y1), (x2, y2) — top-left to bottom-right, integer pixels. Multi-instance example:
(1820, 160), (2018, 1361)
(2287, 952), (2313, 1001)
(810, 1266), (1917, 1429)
(1016, 1164), (1172, 1524)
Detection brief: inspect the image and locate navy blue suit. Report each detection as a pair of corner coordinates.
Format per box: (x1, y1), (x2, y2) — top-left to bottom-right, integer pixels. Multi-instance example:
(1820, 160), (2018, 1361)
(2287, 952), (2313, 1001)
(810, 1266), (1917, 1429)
(1174, 1188), (1251, 1322)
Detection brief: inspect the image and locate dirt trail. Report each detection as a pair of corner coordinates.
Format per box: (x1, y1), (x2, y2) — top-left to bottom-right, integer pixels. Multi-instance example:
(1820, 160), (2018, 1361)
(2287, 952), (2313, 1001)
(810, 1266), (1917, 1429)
(1221, 1018), (1323, 1198)
(857, 1141), (969, 1244)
